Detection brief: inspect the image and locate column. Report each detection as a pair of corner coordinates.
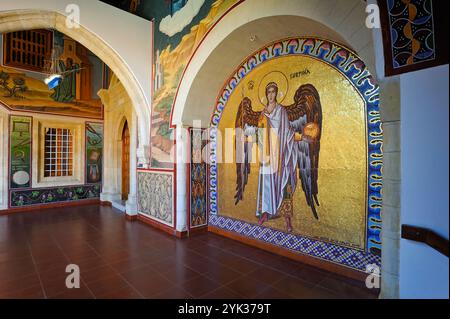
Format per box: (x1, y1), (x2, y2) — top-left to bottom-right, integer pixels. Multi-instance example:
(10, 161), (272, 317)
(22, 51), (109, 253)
(175, 125), (189, 233)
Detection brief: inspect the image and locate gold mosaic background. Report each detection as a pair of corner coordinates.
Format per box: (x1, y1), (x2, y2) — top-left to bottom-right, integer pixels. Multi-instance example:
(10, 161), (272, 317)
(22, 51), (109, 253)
(217, 55), (368, 249)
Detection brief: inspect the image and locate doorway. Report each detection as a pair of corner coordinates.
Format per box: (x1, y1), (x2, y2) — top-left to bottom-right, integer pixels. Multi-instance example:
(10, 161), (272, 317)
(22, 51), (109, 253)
(121, 121), (130, 201)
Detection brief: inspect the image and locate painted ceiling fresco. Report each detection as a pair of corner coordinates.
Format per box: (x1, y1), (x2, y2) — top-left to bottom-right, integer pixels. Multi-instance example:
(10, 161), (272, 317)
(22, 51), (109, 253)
(0, 30), (105, 118)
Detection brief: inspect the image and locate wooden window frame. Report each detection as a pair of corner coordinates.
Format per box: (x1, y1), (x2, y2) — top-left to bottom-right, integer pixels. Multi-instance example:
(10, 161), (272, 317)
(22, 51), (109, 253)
(2, 30), (53, 73)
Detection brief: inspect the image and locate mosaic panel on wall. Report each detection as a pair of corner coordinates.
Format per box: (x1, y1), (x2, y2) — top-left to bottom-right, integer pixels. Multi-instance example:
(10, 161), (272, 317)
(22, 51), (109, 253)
(379, 0), (449, 75)
(9, 115), (32, 189)
(10, 184), (101, 207)
(209, 37), (383, 272)
(190, 128), (207, 228)
(137, 170), (174, 227)
(86, 122), (103, 184)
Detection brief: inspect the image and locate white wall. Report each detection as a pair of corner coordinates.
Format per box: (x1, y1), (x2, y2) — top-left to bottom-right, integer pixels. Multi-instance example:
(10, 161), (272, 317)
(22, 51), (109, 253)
(400, 64), (449, 298)
(0, 0), (152, 106)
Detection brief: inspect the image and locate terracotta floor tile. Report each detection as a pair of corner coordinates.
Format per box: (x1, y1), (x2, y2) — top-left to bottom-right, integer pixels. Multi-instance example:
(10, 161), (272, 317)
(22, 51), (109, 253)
(225, 276), (272, 298)
(180, 275), (222, 298)
(201, 286), (244, 299)
(86, 274), (131, 297)
(272, 276), (316, 298)
(0, 205), (375, 299)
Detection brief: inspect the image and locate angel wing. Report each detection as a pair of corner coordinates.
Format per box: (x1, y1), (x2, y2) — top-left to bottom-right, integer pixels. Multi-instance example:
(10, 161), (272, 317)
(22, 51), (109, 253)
(234, 97), (261, 205)
(284, 84), (323, 219)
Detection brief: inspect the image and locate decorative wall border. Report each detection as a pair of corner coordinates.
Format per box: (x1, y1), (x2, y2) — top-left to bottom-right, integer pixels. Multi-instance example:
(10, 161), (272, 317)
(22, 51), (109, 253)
(9, 183), (101, 207)
(189, 128), (208, 229)
(208, 37), (382, 271)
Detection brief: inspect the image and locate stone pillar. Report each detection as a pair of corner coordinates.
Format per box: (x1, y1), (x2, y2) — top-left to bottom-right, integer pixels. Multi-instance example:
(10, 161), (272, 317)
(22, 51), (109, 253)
(175, 125), (189, 233)
(126, 110), (139, 216)
(98, 89), (121, 203)
(379, 77), (401, 299)
(136, 145), (151, 169)
(0, 113), (8, 210)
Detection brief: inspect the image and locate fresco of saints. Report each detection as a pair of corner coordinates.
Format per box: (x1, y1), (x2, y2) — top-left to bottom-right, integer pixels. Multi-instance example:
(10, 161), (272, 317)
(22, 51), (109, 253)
(51, 58), (80, 103)
(234, 79), (323, 232)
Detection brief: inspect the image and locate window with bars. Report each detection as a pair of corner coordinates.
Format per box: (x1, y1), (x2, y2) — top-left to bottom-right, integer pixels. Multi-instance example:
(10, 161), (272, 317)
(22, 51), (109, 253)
(2, 30), (53, 72)
(44, 128), (73, 177)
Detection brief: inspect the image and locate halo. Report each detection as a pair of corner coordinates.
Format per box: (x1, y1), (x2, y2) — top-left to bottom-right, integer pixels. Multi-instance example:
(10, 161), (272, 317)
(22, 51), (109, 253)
(258, 71), (289, 107)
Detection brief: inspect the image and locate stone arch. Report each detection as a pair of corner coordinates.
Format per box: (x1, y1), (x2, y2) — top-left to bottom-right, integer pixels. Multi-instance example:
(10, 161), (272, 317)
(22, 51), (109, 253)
(0, 9), (151, 155)
(170, 0), (399, 298)
(171, 0), (377, 127)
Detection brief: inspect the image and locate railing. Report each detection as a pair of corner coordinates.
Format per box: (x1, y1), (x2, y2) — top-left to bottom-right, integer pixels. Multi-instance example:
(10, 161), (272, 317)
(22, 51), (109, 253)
(402, 225), (449, 257)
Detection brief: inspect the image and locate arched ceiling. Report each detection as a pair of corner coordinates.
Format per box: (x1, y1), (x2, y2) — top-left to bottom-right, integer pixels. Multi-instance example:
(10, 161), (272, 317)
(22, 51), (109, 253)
(179, 15), (355, 126)
(171, 0), (376, 127)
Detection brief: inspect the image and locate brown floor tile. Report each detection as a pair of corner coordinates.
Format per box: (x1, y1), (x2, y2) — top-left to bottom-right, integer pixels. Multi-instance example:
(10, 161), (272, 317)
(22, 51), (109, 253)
(180, 275), (222, 298)
(0, 273), (42, 296)
(86, 274), (131, 297)
(160, 264), (202, 285)
(272, 276), (316, 298)
(201, 286), (243, 299)
(151, 286), (194, 299)
(202, 265), (243, 285)
(244, 266), (287, 286)
(316, 276), (377, 299)
(123, 268), (174, 297)
(253, 286), (294, 299)
(50, 286), (94, 299)
(225, 276), (272, 298)
(0, 205), (375, 299)
(96, 285), (143, 299)
(1, 285), (45, 299)
(81, 265), (118, 284)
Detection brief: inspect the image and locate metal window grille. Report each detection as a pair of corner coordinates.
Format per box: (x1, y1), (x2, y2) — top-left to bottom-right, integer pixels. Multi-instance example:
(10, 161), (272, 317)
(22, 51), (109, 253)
(44, 128), (73, 177)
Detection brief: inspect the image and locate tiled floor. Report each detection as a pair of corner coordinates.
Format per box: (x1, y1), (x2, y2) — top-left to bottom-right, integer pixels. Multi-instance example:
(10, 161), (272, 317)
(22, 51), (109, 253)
(0, 205), (379, 299)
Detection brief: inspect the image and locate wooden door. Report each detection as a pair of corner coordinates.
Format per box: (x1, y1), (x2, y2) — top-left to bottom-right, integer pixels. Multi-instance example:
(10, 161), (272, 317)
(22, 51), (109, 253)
(121, 122), (130, 201)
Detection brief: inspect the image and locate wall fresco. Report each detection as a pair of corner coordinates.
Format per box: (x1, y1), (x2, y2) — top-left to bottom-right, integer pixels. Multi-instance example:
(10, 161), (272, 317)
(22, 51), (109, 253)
(86, 122), (103, 184)
(9, 115), (32, 189)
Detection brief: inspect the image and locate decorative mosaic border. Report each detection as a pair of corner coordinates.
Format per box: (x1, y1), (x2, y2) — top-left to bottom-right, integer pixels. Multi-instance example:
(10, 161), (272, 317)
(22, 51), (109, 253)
(10, 184), (101, 207)
(208, 37), (382, 271)
(209, 215), (381, 272)
(190, 128), (208, 228)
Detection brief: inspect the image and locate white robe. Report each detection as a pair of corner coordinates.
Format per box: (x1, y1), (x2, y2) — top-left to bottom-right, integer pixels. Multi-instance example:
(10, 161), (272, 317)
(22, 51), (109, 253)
(251, 104), (307, 218)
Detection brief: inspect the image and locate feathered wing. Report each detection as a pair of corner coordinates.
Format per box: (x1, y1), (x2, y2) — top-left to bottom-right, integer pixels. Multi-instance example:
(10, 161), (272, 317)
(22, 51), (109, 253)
(284, 84), (323, 219)
(234, 97), (261, 205)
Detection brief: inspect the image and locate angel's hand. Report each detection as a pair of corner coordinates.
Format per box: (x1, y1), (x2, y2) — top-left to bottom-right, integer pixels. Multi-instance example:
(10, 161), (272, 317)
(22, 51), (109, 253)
(245, 136), (253, 143)
(294, 132), (303, 141)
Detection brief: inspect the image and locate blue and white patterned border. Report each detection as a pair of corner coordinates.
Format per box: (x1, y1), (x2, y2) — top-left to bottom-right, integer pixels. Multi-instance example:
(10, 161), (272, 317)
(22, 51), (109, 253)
(208, 37), (382, 271)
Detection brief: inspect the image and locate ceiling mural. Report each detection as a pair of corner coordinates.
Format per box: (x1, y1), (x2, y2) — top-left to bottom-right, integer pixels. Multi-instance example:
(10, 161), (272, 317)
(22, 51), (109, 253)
(0, 30), (105, 119)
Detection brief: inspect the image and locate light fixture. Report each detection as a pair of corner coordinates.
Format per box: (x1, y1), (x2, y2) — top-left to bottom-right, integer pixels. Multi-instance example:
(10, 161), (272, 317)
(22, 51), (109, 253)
(44, 74), (63, 90)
